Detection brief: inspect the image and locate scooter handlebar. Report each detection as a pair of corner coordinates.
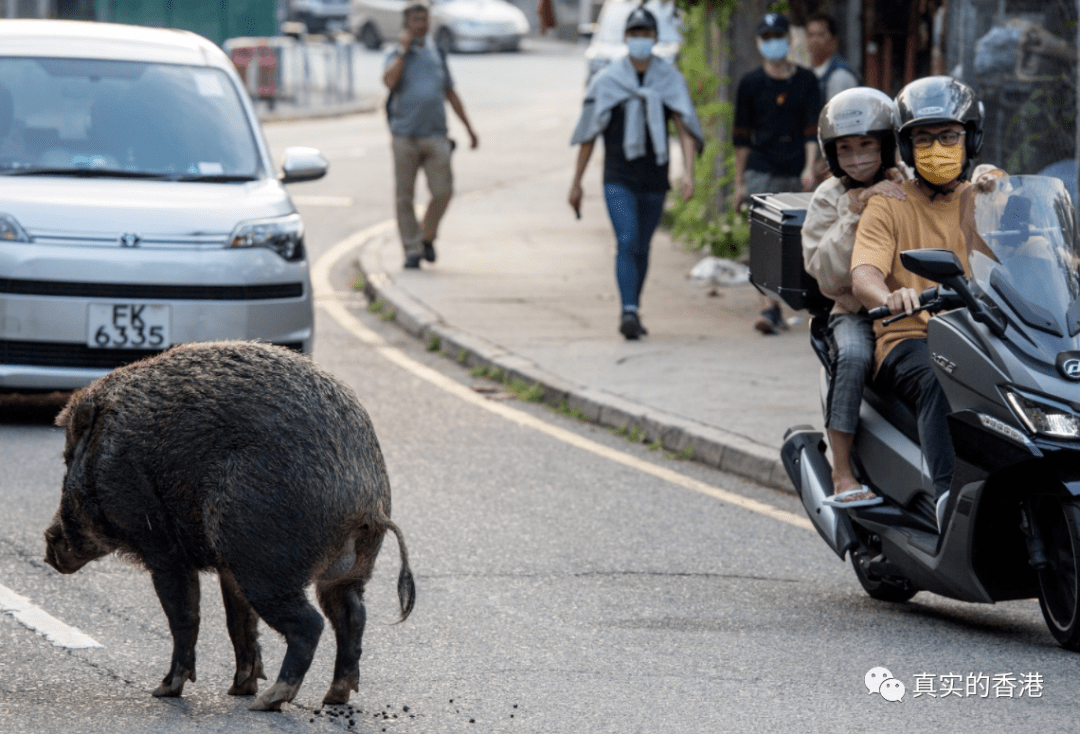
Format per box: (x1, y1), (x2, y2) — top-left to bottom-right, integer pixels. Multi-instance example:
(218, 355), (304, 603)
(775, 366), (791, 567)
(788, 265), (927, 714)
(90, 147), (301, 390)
(866, 286), (942, 323)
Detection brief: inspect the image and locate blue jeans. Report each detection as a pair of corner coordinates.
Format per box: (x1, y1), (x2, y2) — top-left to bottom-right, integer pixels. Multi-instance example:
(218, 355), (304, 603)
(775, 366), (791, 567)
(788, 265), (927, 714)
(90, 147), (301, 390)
(604, 183), (666, 311)
(825, 312), (875, 435)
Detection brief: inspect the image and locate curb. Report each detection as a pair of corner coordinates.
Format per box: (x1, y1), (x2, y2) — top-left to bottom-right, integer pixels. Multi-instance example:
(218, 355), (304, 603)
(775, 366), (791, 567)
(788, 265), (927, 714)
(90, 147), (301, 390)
(353, 228), (795, 494)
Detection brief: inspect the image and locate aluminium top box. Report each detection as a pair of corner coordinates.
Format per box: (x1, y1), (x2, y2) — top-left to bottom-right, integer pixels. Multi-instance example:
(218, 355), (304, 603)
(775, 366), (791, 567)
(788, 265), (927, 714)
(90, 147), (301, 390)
(748, 191), (832, 313)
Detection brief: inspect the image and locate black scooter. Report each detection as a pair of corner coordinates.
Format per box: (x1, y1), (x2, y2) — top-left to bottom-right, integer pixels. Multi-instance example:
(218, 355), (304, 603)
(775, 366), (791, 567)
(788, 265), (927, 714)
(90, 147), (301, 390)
(754, 176), (1080, 649)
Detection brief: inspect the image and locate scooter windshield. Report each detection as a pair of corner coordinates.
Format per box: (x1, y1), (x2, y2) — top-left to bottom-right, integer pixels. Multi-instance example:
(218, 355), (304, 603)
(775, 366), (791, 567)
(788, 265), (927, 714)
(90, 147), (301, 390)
(969, 175), (1080, 351)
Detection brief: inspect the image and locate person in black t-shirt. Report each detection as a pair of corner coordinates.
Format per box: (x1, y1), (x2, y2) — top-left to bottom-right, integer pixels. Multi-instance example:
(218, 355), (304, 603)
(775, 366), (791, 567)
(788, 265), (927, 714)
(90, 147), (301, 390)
(732, 12), (822, 335)
(568, 7), (702, 340)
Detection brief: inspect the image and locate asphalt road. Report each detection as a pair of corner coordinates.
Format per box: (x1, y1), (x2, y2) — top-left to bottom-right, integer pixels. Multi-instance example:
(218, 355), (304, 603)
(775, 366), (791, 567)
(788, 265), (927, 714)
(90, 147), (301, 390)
(2, 39), (1079, 734)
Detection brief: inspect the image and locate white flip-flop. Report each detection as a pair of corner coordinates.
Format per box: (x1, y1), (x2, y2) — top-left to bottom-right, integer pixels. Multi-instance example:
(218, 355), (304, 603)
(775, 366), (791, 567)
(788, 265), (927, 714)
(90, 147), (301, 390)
(823, 486), (884, 508)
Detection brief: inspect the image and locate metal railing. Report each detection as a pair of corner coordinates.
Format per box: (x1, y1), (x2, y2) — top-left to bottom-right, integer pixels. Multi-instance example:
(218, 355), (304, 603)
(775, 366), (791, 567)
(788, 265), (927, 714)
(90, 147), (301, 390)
(224, 35), (363, 109)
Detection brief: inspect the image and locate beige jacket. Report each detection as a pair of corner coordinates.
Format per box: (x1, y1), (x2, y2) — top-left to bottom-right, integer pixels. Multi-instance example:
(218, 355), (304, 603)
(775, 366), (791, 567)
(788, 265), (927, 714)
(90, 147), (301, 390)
(801, 176), (864, 313)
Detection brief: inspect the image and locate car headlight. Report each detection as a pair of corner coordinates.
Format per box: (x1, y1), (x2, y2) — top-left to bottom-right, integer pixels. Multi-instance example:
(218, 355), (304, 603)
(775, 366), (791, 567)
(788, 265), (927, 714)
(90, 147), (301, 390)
(229, 213), (305, 261)
(0, 213), (31, 242)
(1005, 389), (1080, 439)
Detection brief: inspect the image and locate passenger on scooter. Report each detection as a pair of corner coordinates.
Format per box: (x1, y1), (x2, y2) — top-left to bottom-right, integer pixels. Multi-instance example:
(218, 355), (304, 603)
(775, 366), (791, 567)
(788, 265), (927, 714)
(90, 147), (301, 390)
(849, 76), (1002, 530)
(801, 87), (906, 507)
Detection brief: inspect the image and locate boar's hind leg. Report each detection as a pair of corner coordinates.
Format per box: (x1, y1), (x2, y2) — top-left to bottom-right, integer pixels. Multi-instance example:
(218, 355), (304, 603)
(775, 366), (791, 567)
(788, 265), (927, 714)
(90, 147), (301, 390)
(150, 567), (200, 698)
(219, 570), (267, 696)
(316, 579), (367, 705)
(247, 591), (325, 712)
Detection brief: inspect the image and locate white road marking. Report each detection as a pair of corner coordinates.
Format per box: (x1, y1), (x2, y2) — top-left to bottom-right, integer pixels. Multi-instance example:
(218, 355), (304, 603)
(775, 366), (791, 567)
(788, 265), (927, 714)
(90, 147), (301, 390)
(292, 195), (355, 207)
(0, 583), (103, 649)
(312, 225), (814, 533)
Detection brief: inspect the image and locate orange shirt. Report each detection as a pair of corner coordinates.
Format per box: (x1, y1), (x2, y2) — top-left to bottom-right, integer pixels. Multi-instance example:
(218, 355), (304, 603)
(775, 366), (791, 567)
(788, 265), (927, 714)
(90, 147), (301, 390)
(850, 179), (981, 370)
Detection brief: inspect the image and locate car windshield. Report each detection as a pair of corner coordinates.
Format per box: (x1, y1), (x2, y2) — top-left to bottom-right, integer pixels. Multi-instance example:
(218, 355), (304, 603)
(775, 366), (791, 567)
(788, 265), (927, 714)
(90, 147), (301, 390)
(0, 57), (261, 179)
(968, 175), (1080, 347)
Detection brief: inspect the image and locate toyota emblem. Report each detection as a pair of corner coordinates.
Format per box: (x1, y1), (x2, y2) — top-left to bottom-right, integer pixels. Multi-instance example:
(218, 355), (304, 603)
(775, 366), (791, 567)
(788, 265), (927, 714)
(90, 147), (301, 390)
(119, 233), (140, 248)
(1057, 352), (1080, 381)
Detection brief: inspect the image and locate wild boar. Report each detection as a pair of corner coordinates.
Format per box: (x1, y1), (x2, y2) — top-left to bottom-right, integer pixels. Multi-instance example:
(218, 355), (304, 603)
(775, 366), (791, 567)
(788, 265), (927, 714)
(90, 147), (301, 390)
(44, 341), (415, 711)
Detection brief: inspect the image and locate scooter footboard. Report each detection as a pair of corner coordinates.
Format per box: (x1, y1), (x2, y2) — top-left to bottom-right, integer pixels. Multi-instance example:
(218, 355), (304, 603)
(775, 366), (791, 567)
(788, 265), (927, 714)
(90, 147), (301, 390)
(782, 427), (858, 559)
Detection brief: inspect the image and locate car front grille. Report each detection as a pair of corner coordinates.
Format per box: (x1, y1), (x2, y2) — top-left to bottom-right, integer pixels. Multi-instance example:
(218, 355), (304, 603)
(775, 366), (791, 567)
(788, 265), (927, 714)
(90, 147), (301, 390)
(0, 340), (304, 370)
(0, 279), (304, 301)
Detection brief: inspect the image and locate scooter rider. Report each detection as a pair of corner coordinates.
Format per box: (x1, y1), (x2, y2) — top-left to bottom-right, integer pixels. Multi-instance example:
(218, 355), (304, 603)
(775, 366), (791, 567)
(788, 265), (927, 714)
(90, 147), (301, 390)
(801, 87), (906, 507)
(849, 76), (1002, 530)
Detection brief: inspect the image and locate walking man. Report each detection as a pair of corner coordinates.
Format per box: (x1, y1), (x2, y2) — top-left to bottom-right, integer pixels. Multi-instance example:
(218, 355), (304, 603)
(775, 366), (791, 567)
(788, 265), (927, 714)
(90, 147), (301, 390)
(733, 11), (822, 333)
(383, 0), (479, 269)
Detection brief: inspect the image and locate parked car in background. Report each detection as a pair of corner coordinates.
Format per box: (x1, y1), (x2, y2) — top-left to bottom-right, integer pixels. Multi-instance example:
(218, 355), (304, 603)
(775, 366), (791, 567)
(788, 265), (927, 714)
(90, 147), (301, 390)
(288, 0), (352, 34)
(0, 20), (326, 391)
(584, 0), (683, 81)
(351, 0), (529, 53)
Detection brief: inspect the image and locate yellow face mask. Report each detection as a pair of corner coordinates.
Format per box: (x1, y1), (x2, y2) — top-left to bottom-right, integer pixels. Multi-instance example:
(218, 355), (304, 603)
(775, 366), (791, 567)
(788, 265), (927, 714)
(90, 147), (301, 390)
(914, 142), (965, 185)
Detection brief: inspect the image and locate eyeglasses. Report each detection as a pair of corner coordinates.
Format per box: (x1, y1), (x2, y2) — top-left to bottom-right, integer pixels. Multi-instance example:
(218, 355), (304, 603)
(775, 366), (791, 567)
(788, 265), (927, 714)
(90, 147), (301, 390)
(911, 130), (965, 149)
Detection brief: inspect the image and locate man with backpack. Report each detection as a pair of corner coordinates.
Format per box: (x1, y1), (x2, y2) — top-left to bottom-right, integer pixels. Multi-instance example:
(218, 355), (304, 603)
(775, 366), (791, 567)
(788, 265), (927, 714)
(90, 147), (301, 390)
(383, 1), (479, 269)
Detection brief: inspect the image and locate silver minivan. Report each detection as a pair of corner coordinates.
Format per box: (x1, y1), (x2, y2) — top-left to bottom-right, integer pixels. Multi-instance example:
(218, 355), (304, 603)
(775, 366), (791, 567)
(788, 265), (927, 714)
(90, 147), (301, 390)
(0, 20), (327, 391)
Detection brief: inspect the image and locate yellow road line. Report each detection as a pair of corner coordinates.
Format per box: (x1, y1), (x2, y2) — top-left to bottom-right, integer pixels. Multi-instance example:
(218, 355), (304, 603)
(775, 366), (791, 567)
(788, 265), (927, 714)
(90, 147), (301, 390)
(312, 225), (813, 533)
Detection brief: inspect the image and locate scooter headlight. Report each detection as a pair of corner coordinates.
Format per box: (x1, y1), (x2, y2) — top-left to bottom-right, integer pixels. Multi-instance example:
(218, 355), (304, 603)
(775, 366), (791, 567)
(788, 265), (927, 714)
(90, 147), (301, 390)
(1004, 390), (1080, 439)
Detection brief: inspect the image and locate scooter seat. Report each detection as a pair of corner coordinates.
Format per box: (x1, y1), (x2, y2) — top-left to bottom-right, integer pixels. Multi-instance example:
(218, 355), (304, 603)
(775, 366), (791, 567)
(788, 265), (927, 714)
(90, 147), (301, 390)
(862, 385), (921, 446)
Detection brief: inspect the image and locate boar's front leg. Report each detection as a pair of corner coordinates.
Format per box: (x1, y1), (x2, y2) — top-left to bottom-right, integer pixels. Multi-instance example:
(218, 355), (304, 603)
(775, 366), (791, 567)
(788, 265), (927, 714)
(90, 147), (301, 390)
(219, 570), (266, 696)
(149, 565), (200, 697)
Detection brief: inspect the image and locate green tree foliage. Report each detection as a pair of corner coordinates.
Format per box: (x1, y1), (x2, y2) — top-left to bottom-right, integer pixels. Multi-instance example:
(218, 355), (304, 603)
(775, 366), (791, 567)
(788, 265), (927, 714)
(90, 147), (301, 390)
(665, 1), (751, 258)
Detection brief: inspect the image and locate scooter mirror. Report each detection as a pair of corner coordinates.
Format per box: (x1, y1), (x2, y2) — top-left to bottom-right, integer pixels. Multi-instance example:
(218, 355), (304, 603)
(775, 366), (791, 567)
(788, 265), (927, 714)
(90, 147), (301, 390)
(900, 249), (965, 282)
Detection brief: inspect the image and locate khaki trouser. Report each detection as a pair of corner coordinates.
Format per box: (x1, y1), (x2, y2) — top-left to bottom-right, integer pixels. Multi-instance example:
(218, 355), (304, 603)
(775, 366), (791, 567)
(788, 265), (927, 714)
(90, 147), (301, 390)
(392, 134), (454, 258)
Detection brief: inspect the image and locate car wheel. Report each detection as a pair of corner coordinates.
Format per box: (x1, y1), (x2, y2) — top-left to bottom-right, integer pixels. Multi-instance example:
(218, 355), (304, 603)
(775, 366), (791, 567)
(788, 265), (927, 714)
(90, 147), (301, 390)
(358, 22), (382, 51)
(435, 27), (455, 54)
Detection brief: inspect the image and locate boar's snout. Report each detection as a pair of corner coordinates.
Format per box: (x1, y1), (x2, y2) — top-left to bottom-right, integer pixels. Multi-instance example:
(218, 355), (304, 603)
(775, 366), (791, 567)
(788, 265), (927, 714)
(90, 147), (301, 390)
(43, 521), (96, 574)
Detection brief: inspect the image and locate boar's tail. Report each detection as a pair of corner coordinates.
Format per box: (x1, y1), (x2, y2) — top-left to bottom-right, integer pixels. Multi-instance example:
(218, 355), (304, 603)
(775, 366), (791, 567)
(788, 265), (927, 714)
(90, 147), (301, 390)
(377, 516), (415, 623)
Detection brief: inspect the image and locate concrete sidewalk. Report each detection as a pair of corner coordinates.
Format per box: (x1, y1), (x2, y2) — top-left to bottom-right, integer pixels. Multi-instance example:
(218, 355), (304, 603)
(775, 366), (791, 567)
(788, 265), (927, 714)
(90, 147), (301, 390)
(354, 166), (825, 492)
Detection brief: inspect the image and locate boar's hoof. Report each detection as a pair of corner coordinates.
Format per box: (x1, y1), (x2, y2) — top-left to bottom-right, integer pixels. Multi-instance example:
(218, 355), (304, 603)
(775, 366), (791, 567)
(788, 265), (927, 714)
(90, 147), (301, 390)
(321, 675), (359, 705)
(152, 667), (195, 698)
(228, 677), (260, 697)
(249, 681), (300, 712)
(228, 662), (267, 696)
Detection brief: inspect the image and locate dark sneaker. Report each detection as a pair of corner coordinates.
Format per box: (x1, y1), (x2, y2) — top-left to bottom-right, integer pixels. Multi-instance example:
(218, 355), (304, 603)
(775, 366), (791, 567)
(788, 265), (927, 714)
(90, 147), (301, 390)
(404, 255), (422, 269)
(619, 311), (642, 340)
(422, 240), (436, 263)
(754, 306), (785, 335)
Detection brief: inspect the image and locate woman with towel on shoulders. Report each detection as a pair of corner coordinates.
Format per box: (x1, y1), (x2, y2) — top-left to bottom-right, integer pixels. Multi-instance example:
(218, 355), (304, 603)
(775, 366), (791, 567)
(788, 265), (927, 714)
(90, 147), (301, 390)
(568, 6), (703, 340)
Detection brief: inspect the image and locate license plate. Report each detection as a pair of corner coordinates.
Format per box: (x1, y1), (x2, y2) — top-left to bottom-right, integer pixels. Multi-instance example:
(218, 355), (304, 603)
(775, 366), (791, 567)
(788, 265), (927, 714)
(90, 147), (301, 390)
(87, 304), (171, 350)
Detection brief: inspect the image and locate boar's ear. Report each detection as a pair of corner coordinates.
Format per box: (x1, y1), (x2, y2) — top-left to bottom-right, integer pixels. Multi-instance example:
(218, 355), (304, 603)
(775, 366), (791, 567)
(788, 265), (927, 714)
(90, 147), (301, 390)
(57, 394), (97, 466)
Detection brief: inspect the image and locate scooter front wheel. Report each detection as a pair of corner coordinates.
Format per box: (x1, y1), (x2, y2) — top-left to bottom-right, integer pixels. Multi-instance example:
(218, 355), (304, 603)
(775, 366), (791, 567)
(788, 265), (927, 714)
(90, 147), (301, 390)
(1033, 497), (1080, 650)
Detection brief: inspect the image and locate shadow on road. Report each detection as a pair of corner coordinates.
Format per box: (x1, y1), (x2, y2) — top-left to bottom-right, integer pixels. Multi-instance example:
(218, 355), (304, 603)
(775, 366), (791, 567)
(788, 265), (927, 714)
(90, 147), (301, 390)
(0, 392), (72, 425)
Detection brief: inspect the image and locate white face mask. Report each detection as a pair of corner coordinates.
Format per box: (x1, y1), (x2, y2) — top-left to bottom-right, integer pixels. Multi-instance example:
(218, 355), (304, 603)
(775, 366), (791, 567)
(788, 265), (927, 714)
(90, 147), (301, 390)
(757, 37), (789, 61)
(626, 37), (655, 60)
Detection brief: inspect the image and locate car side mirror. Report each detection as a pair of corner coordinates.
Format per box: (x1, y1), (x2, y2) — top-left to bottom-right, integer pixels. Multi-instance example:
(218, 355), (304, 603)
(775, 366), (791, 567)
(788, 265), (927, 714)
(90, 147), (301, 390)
(281, 147), (328, 184)
(899, 249), (965, 283)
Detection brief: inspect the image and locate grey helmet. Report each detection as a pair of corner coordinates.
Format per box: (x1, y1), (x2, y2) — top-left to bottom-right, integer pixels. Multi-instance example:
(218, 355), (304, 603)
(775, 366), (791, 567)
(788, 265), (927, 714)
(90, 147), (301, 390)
(818, 87), (899, 180)
(895, 75), (984, 168)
